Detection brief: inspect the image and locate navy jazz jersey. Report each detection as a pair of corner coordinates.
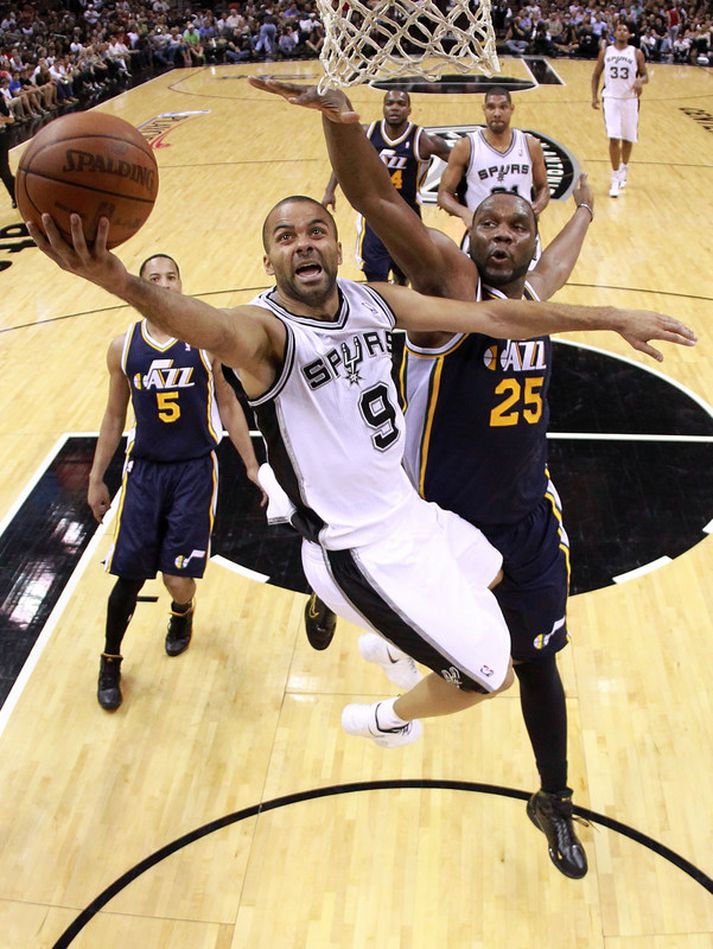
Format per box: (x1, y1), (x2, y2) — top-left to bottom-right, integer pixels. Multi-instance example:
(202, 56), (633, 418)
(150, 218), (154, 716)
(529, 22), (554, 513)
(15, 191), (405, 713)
(400, 281), (551, 525)
(366, 119), (428, 210)
(356, 121), (429, 279)
(122, 320), (222, 462)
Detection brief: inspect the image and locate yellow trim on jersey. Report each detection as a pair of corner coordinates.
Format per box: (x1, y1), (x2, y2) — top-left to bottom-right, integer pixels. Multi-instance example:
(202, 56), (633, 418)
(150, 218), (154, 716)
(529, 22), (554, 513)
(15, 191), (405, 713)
(398, 344), (409, 412)
(418, 355), (445, 496)
(405, 332), (471, 359)
(120, 322), (136, 376)
(205, 371), (220, 443)
(105, 441), (134, 574)
(377, 119), (415, 148)
(208, 450), (219, 533)
(140, 320), (178, 352)
(544, 485), (571, 583)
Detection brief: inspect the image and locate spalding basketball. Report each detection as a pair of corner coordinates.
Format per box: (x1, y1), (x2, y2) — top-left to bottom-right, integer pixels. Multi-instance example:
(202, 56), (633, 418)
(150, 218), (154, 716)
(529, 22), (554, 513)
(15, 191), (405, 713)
(15, 112), (159, 249)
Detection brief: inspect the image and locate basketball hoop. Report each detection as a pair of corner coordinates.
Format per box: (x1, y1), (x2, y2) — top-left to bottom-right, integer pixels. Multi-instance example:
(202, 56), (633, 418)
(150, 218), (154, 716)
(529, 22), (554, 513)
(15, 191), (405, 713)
(316, 0), (500, 92)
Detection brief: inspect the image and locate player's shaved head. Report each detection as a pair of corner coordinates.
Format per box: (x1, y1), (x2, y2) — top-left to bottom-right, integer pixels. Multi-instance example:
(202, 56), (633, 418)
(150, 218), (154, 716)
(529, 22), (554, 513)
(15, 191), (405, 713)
(262, 196), (338, 251)
(383, 90), (410, 106)
(473, 192), (537, 233)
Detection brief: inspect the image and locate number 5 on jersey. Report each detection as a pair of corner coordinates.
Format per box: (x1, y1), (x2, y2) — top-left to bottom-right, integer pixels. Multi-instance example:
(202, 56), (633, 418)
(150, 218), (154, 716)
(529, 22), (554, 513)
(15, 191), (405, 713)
(157, 390), (181, 423)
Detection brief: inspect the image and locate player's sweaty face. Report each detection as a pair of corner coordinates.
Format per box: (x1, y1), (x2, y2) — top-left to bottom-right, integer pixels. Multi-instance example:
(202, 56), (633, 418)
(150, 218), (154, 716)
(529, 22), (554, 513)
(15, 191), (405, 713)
(469, 194), (537, 285)
(382, 92), (410, 127)
(264, 202), (341, 306)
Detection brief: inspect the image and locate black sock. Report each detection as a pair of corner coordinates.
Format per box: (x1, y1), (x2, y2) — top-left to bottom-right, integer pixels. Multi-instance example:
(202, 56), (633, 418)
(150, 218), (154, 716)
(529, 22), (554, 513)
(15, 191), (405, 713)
(104, 577), (144, 655)
(514, 656), (568, 794)
(170, 599), (192, 614)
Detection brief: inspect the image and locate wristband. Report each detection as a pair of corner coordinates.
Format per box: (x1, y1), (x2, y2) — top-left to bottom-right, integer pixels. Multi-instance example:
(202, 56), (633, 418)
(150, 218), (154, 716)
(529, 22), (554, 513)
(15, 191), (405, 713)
(576, 202), (594, 221)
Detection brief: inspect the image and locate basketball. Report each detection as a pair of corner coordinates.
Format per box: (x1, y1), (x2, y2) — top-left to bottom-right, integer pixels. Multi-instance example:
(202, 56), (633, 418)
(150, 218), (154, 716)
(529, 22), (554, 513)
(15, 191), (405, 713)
(15, 112), (159, 249)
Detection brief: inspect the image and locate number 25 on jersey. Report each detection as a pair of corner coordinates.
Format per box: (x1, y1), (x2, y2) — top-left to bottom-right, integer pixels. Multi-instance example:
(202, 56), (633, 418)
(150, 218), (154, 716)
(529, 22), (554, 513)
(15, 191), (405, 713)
(490, 376), (544, 427)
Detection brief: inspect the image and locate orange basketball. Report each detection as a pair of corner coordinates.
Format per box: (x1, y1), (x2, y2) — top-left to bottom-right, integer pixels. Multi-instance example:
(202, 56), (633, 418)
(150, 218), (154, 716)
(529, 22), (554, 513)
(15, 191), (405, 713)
(15, 112), (159, 249)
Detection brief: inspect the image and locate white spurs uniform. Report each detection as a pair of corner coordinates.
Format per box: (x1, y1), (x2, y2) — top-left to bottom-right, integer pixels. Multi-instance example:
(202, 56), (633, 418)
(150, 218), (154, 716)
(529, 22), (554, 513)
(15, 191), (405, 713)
(242, 278), (510, 693)
(601, 43), (640, 142)
(460, 127), (541, 262)
(462, 127), (535, 212)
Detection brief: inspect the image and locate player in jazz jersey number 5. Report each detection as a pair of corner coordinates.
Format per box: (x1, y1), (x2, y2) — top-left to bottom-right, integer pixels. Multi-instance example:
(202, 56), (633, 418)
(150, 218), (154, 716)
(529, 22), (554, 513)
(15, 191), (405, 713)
(88, 253), (263, 711)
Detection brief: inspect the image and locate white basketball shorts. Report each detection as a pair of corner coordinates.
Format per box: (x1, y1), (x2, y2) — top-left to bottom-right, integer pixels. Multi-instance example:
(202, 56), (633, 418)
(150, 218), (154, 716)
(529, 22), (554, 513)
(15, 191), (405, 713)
(301, 494), (510, 693)
(603, 96), (639, 142)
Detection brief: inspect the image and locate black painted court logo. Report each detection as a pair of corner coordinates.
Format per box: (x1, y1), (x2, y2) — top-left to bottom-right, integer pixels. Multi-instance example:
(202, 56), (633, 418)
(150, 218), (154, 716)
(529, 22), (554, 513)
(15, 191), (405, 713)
(680, 107), (713, 134)
(419, 124), (580, 203)
(211, 340), (713, 598)
(0, 223), (34, 275)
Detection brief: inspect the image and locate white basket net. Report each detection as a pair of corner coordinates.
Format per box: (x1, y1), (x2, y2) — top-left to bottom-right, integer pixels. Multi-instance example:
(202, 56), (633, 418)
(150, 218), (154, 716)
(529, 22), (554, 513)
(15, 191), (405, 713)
(316, 0), (499, 92)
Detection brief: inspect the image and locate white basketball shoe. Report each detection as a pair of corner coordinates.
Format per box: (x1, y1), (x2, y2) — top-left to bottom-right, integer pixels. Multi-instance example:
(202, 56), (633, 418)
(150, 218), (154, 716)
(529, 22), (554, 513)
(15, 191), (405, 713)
(341, 701), (423, 748)
(358, 633), (422, 690)
(609, 175), (620, 198)
(618, 165), (628, 189)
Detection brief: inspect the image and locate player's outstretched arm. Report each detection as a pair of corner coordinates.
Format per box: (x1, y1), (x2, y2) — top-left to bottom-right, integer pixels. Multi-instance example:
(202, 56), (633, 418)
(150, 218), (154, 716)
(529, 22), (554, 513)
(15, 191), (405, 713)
(249, 77), (456, 289)
(27, 214), (283, 390)
(529, 173), (593, 300)
(377, 283), (697, 362)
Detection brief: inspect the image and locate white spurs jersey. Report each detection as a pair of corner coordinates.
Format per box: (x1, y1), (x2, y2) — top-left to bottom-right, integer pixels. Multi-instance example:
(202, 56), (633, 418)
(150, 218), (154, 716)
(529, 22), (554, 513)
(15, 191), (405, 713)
(463, 127), (534, 211)
(242, 279), (414, 549)
(602, 44), (638, 98)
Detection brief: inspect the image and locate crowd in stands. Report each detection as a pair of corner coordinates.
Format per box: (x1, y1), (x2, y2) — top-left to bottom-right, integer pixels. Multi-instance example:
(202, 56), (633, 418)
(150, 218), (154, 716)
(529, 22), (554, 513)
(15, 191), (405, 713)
(494, 0), (712, 63)
(0, 0), (330, 120)
(0, 0), (711, 127)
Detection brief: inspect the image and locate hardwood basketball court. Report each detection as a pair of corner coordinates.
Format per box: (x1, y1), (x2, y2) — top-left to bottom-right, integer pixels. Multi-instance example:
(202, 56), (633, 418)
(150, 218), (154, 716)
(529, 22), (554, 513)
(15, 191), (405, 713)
(0, 56), (711, 948)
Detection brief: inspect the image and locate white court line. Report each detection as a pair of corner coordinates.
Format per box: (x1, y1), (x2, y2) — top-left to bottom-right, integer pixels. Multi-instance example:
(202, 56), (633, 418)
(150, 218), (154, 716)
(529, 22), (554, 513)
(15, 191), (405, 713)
(210, 554), (269, 583)
(613, 556), (673, 584)
(0, 485), (118, 739)
(527, 55), (566, 85)
(547, 432), (713, 442)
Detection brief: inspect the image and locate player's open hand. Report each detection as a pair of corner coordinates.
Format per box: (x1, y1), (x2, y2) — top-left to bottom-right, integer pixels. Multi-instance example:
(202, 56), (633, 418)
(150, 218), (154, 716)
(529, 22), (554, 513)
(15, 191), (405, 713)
(248, 77), (360, 124)
(572, 173), (593, 213)
(618, 311), (697, 362)
(26, 213), (128, 296)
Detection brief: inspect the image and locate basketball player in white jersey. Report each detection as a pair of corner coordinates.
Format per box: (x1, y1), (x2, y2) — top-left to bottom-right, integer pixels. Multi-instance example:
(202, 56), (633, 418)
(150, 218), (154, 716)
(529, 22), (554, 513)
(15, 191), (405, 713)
(437, 86), (550, 248)
(27, 189), (693, 758)
(592, 21), (648, 197)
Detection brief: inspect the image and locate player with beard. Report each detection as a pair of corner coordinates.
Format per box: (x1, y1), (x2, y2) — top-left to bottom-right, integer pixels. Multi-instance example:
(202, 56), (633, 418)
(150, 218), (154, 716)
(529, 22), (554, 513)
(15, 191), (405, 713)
(250, 77), (604, 880)
(28, 184), (692, 856)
